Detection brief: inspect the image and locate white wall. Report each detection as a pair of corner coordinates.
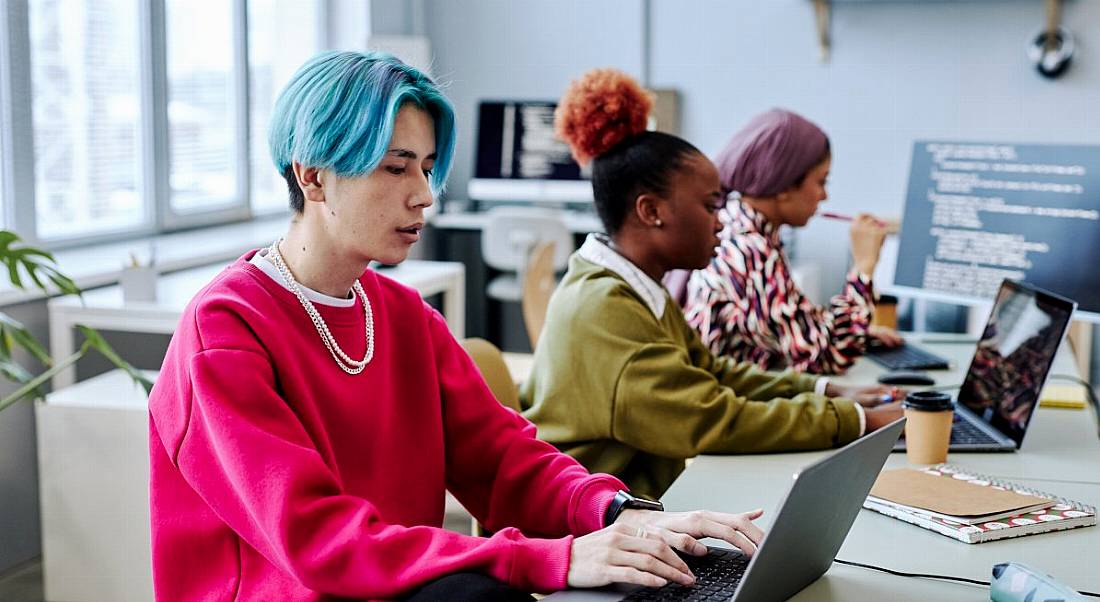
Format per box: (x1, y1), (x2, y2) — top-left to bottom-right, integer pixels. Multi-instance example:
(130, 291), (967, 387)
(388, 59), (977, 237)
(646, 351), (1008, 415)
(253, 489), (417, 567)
(651, 0), (1100, 296)
(417, 0), (1100, 298)
(419, 0), (644, 205)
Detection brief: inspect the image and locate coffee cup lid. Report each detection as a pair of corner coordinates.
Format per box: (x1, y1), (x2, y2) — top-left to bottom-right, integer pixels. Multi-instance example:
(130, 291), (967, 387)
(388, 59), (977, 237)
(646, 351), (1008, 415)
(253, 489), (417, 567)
(903, 391), (955, 412)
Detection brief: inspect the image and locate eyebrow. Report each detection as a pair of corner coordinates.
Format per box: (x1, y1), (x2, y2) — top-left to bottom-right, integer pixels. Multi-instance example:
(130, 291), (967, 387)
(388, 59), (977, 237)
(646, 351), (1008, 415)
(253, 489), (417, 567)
(387, 148), (437, 160)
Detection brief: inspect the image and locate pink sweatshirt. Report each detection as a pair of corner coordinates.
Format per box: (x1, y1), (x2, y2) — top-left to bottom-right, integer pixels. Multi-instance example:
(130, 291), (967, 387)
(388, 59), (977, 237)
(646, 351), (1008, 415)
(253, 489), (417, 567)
(148, 252), (623, 600)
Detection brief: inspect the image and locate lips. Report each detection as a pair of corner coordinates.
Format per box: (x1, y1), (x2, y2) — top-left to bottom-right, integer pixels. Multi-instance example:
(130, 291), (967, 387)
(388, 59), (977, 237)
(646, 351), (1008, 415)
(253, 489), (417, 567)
(397, 222), (423, 243)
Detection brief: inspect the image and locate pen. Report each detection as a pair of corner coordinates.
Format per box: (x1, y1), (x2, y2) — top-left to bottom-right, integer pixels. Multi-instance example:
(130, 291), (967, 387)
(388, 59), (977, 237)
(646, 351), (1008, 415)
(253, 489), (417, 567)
(875, 386), (902, 404)
(820, 212), (889, 227)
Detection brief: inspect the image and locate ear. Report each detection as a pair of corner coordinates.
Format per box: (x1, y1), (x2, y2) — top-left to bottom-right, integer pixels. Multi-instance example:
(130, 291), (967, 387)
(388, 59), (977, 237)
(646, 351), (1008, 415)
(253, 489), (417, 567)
(291, 162), (326, 204)
(634, 193), (665, 228)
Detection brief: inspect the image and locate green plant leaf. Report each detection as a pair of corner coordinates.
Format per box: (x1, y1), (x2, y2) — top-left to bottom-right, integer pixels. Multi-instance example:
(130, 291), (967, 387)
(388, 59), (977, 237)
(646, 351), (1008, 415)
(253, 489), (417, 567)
(6, 260), (23, 289)
(0, 231), (152, 416)
(0, 230), (82, 298)
(0, 357), (35, 384)
(0, 350), (83, 413)
(0, 312), (51, 365)
(76, 325), (153, 395)
(45, 270), (82, 298)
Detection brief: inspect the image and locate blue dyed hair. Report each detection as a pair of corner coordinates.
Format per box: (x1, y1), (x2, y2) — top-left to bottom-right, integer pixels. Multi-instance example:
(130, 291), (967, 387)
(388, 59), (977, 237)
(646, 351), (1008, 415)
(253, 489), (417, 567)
(268, 50), (456, 212)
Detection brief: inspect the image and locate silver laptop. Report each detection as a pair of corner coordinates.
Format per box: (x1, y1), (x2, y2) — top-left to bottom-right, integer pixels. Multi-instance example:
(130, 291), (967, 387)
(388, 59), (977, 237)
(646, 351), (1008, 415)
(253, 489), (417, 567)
(894, 279), (1076, 453)
(546, 418), (906, 602)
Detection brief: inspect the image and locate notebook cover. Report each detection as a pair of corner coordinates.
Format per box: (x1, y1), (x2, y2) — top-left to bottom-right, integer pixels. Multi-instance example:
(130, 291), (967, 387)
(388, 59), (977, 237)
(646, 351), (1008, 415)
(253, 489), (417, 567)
(870, 468), (1052, 519)
(864, 465), (1097, 544)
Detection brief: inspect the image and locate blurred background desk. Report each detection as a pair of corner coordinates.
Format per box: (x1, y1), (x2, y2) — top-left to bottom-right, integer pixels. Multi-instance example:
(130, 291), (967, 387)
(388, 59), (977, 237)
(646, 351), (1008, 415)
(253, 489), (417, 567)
(659, 336), (1100, 600)
(48, 259), (465, 389)
(429, 207), (599, 351)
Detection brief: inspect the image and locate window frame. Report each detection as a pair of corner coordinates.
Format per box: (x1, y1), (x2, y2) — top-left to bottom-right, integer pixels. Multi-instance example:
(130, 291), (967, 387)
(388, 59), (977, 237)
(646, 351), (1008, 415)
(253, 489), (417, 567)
(1, 0), (326, 250)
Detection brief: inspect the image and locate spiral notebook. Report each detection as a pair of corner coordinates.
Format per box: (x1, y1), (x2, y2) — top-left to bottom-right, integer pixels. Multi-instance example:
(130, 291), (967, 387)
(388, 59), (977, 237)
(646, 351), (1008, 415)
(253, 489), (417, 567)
(864, 465), (1096, 544)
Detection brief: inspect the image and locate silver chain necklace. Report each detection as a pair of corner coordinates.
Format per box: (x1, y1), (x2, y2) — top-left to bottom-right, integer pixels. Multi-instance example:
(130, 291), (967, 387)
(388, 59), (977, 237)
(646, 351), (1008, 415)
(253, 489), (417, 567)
(268, 239), (374, 374)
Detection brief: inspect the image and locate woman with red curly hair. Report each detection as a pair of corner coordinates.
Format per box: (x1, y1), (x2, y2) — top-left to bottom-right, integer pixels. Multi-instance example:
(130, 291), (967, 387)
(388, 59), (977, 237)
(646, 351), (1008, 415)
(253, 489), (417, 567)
(520, 69), (903, 500)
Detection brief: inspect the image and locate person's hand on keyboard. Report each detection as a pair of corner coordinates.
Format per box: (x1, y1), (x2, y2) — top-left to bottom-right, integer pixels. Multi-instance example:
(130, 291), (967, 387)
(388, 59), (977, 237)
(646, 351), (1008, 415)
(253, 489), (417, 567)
(863, 401), (905, 433)
(567, 522), (698, 589)
(567, 508), (766, 589)
(825, 383), (907, 407)
(868, 325), (903, 347)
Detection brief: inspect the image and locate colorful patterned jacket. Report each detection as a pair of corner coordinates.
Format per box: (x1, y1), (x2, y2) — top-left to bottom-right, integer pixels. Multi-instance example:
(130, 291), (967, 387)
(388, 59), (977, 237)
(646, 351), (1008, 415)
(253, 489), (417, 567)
(683, 201), (875, 375)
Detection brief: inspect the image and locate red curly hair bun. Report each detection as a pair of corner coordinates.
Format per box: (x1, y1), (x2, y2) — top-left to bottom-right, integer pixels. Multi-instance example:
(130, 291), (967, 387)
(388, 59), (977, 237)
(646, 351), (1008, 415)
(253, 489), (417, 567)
(554, 68), (652, 166)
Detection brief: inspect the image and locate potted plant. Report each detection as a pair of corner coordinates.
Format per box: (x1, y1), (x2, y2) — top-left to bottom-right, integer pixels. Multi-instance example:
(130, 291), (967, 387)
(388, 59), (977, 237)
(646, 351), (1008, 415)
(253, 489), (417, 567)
(0, 230), (151, 413)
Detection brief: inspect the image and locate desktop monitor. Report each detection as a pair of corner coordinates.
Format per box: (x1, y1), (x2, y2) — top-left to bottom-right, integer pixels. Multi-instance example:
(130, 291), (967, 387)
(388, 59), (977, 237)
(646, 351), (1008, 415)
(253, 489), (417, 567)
(891, 141), (1100, 321)
(467, 100), (593, 204)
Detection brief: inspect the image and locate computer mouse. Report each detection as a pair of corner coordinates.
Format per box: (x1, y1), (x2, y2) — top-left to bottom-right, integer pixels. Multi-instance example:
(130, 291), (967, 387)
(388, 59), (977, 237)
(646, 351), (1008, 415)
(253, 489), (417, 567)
(877, 371), (936, 386)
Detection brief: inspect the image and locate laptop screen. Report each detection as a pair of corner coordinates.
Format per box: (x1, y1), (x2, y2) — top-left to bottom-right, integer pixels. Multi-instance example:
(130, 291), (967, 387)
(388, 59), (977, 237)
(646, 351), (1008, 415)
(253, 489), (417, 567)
(957, 280), (1076, 447)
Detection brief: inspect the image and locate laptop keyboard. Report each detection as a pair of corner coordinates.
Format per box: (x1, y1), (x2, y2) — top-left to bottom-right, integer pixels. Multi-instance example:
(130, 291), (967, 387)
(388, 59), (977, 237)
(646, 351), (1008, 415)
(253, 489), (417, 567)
(623, 547), (748, 602)
(950, 415), (999, 445)
(866, 342), (951, 371)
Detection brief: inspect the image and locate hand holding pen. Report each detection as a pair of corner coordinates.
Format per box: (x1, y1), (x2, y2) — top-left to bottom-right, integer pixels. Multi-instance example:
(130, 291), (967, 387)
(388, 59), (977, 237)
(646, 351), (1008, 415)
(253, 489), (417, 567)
(829, 213), (890, 276)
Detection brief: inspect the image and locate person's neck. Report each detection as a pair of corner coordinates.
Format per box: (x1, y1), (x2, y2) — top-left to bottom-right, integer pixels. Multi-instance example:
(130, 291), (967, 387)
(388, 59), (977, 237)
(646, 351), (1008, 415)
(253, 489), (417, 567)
(606, 233), (667, 283)
(278, 221), (368, 299)
(741, 195), (783, 226)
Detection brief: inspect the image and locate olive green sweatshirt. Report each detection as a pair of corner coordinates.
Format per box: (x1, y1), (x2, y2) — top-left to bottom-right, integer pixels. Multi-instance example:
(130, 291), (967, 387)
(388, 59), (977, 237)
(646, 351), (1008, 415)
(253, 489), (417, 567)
(520, 243), (862, 500)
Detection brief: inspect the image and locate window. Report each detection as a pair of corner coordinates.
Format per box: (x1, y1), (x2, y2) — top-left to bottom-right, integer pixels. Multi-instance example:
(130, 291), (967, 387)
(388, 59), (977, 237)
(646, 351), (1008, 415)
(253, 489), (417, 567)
(248, 0), (321, 215)
(166, 0), (240, 214)
(7, 0), (325, 246)
(29, 0), (145, 240)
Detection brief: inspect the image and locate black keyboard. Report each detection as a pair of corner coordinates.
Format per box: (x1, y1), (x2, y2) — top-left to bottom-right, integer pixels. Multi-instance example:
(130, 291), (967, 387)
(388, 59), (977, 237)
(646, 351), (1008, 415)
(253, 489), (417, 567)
(866, 342), (951, 371)
(623, 547), (748, 602)
(950, 415), (1000, 446)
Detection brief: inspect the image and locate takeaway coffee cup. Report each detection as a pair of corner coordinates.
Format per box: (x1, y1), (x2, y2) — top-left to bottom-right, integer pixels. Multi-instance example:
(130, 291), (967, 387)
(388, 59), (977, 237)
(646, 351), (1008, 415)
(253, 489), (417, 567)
(902, 390), (955, 465)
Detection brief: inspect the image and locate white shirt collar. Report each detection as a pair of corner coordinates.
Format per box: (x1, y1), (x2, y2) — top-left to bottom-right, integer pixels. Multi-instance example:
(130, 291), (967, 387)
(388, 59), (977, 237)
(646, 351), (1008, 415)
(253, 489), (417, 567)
(577, 233), (667, 319)
(249, 249), (357, 308)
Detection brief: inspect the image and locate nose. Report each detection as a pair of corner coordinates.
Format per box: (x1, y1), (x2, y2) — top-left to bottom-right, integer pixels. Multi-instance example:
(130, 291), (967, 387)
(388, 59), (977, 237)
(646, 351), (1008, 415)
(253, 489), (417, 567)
(411, 176), (434, 210)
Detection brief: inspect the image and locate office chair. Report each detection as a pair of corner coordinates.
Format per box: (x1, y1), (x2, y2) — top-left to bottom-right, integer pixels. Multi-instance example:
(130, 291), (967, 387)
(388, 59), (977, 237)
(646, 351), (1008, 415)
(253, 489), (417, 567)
(520, 240), (557, 348)
(459, 337), (524, 536)
(460, 337), (522, 413)
(481, 206), (572, 306)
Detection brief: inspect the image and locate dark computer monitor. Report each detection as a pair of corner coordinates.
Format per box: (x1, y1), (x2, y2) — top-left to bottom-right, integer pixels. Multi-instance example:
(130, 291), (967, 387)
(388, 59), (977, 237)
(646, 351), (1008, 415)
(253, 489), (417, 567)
(467, 100), (592, 204)
(891, 141), (1100, 321)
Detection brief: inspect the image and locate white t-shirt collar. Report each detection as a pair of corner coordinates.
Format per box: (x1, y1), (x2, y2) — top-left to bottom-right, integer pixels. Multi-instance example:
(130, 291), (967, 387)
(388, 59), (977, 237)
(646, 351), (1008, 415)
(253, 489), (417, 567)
(249, 249), (357, 308)
(577, 233), (667, 319)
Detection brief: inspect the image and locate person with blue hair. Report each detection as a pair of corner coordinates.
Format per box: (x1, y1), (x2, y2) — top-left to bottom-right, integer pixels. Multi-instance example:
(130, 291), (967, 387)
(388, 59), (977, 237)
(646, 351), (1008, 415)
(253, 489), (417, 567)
(147, 51), (767, 601)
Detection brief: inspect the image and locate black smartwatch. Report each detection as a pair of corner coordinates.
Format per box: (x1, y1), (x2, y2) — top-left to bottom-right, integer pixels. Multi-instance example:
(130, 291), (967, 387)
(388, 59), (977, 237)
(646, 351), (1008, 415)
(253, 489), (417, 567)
(604, 490), (664, 527)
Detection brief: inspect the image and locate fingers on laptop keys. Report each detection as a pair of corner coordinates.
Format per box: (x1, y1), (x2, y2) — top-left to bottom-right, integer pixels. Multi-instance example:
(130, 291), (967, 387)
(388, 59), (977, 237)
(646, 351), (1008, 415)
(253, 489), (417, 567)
(696, 509), (765, 556)
(660, 508), (765, 556)
(618, 524), (696, 586)
(566, 523), (695, 588)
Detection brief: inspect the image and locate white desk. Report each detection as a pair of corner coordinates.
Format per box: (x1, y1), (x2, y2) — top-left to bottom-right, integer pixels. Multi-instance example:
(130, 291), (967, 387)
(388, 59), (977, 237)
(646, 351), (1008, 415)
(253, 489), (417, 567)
(431, 207), (602, 233)
(48, 259), (466, 389)
(657, 338), (1100, 600)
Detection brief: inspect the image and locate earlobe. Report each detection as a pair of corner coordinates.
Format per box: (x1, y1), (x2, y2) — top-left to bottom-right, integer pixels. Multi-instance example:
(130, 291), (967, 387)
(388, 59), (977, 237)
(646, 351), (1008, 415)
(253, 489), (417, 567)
(635, 193), (664, 228)
(292, 162), (326, 203)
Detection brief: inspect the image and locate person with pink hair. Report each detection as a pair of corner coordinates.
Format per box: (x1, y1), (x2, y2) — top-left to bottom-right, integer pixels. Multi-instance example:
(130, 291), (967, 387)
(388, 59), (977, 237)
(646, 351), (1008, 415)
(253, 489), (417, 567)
(680, 109), (902, 375)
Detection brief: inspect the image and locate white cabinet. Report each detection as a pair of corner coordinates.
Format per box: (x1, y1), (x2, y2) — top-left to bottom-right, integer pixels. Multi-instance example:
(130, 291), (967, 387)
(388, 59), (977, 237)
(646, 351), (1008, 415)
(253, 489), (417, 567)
(36, 370), (154, 602)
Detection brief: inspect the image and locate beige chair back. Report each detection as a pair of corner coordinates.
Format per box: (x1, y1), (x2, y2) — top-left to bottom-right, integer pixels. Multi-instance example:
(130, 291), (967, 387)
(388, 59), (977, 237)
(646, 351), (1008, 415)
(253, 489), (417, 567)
(521, 240), (557, 349)
(460, 338), (521, 413)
